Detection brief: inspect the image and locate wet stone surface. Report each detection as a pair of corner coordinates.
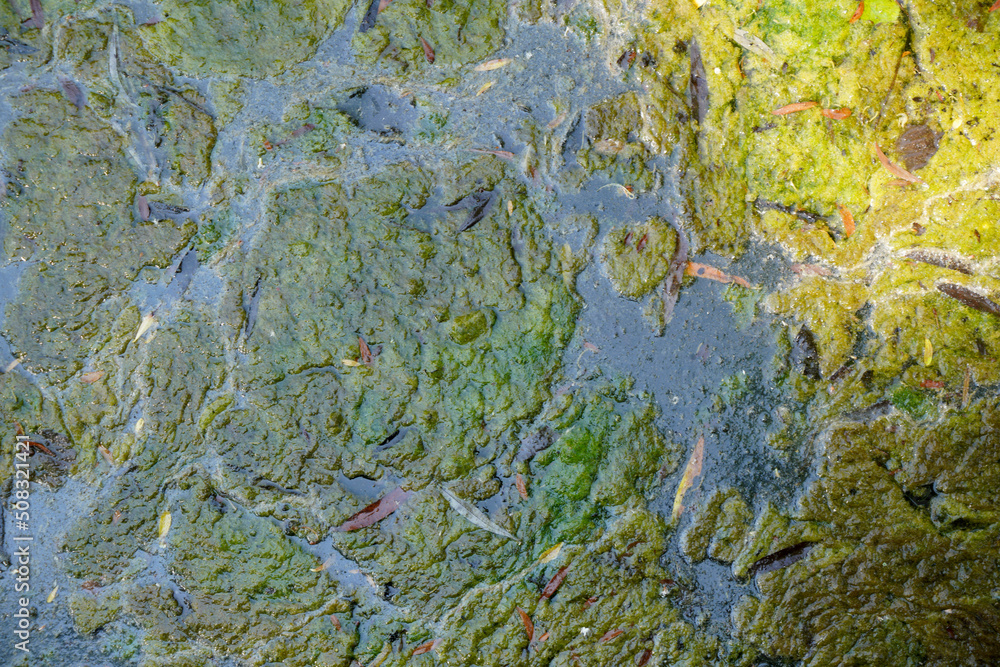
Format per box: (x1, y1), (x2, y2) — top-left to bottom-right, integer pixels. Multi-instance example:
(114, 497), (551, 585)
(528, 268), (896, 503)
(1, 0), (1000, 665)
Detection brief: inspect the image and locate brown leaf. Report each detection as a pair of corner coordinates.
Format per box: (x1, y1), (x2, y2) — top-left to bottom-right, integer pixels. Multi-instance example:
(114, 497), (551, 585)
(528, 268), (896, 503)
(98, 445), (114, 466)
(837, 204), (855, 238)
(335, 487), (411, 531)
(24, 0), (44, 28)
(684, 262), (752, 288)
(540, 566), (569, 601)
(517, 607), (534, 641)
(80, 371), (105, 384)
(330, 615), (341, 631)
(137, 195), (150, 221)
(412, 639), (439, 655)
(637, 648), (653, 666)
(59, 79), (86, 110)
(821, 108), (852, 120)
(848, 0), (864, 22)
(27, 440), (54, 456)
(419, 37), (435, 64)
(600, 629), (624, 643)
(515, 473), (528, 501)
(771, 101), (818, 115)
(874, 142), (923, 183)
(474, 58), (512, 71)
(358, 336), (373, 364)
(538, 632), (550, 642)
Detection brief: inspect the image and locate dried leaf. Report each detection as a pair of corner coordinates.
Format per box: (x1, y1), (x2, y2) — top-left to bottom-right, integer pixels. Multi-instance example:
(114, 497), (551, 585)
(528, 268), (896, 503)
(771, 101), (818, 115)
(24, 0), (44, 28)
(158, 512), (172, 541)
(476, 81), (494, 96)
(731, 28), (778, 64)
(748, 541), (814, 576)
(600, 629), (624, 643)
(60, 79), (86, 110)
(112, 510), (122, 525)
(27, 440), (54, 455)
(537, 542), (563, 564)
(47, 585), (58, 603)
(80, 370), (105, 384)
(98, 445), (114, 466)
(637, 648), (653, 666)
(790, 263), (832, 277)
(923, 338), (934, 367)
(685, 262), (752, 288)
(419, 37), (435, 64)
(920, 380), (944, 389)
(517, 607), (534, 641)
(469, 148), (515, 160)
(475, 58), (512, 71)
(330, 615), (341, 631)
(516, 473), (528, 500)
(413, 639), (440, 655)
(821, 108), (852, 120)
(507, 200), (514, 215)
(336, 487), (411, 531)
(4, 359), (22, 373)
(670, 435), (705, 523)
(359, 336), (373, 364)
(137, 195), (150, 221)
(992, 0), (1000, 11)
(135, 418), (145, 435)
(539, 632), (550, 642)
(370, 642), (392, 667)
(837, 204), (855, 238)
(134, 313), (156, 341)
(546, 111), (568, 130)
(311, 559), (331, 572)
(849, 0), (864, 22)
(540, 566), (569, 600)
(342, 359), (361, 367)
(874, 142), (923, 183)
(441, 488), (519, 541)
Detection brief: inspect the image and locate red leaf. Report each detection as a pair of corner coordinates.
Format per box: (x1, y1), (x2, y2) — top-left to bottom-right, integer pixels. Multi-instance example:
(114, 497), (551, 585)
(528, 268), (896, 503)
(637, 648), (652, 666)
(849, 0), (864, 22)
(335, 487), (411, 531)
(600, 628), (624, 643)
(358, 336), (373, 364)
(517, 607), (534, 641)
(771, 101), (818, 115)
(821, 108), (852, 120)
(419, 37), (435, 64)
(515, 473), (528, 501)
(540, 566), (569, 601)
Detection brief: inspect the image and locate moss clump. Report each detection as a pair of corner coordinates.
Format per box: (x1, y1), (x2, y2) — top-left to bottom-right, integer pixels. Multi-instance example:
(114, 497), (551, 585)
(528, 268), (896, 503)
(601, 218), (678, 299)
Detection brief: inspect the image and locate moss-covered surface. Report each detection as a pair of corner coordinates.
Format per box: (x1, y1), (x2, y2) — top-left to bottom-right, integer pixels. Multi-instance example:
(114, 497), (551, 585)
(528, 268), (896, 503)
(1, 0), (999, 664)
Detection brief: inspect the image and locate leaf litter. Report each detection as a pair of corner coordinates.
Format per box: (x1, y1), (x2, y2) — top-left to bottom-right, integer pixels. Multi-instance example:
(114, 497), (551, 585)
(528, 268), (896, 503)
(441, 487), (519, 541)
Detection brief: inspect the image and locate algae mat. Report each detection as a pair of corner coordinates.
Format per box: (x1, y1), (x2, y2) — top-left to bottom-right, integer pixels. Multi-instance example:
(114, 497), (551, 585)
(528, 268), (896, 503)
(1, 0), (999, 665)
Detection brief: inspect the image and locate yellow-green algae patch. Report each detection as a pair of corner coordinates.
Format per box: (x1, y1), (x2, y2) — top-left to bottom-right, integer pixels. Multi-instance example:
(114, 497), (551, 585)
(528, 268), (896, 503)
(601, 217), (677, 299)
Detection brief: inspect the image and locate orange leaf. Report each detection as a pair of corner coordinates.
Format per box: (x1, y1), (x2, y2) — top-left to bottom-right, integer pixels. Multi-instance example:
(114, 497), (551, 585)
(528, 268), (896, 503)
(515, 473), (528, 500)
(771, 101), (818, 115)
(516, 607), (534, 641)
(821, 108), (852, 120)
(837, 204), (855, 238)
(28, 440), (54, 456)
(848, 0), (864, 22)
(419, 37), (435, 63)
(413, 639), (440, 655)
(600, 629), (624, 643)
(538, 632), (550, 642)
(540, 566), (569, 601)
(685, 262), (752, 288)
(990, 0), (999, 10)
(874, 143), (923, 183)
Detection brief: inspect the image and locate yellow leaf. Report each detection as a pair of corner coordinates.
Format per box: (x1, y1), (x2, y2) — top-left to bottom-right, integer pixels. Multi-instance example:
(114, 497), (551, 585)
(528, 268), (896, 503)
(158, 512), (172, 541)
(47, 585), (59, 603)
(134, 313), (156, 342)
(537, 542), (563, 564)
(341, 359), (361, 367)
(135, 418), (145, 435)
(924, 338), (933, 366)
(671, 435), (705, 523)
(476, 81), (494, 96)
(474, 58), (512, 71)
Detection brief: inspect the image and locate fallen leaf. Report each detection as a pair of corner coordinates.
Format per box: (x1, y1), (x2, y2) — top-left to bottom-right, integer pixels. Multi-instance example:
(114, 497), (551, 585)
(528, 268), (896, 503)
(98, 445), (114, 466)
(47, 585), (58, 603)
(412, 639), (440, 655)
(670, 435), (705, 523)
(583, 341), (600, 352)
(537, 543), (563, 564)
(540, 566), (569, 600)
(476, 81), (494, 96)
(24, 0), (44, 28)
(342, 359), (361, 367)
(849, 0), (864, 22)
(469, 148), (515, 160)
(4, 358), (22, 373)
(837, 204), (855, 238)
(336, 487), (411, 531)
(59, 78), (86, 109)
(158, 512), (172, 541)
(920, 380), (944, 389)
(419, 37), (435, 64)
(924, 338), (933, 367)
(539, 632), (550, 642)
(685, 262), (752, 288)
(135, 418), (145, 435)
(874, 143), (923, 183)
(441, 488), (519, 541)
(790, 263), (832, 277)
(27, 440), (54, 455)
(516, 473), (528, 500)
(359, 336), (373, 364)
(992, 0), (1000, 11)
(731, 28), (779, 64)
(330, 615), (341, 631)
(475, 58), (512, 71)
(507, 200), (514, 215)
(80, 370), (105, 384)
(134, 313), (157, 342)
(771, 101), (818, 115)
(517, 607), (534, 641)
(600, 629), (624, 643)
(637, 648), (653, 666)
(112, 510), (122, 525)
(822, 108), (852, 120)
(546, 111), (568, 130)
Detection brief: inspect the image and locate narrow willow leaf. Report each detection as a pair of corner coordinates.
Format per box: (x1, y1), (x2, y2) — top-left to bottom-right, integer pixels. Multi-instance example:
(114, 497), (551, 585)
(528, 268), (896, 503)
(158, 512), (172, 541)
(441, 488), (519, 541)
(671, 435), (705, 523)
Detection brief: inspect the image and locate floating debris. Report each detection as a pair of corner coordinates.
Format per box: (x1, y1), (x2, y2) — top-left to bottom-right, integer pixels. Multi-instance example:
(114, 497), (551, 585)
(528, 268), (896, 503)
(516, 607), (534, 641)
(600, 628), (624, 643)
(342, 359), (361, 367)
(771, 101), (818, 115)
(476, 81), (494, 96)
(59, 79), (86, 110)
(412, 639), (440, 655)
(359, 336), (373, 364)
(441, 488), (518, 541)
(46, 585), (58, 603)
(670, 435), (704, 523)
(540, 566), (569, 601)
(469, 148), (514, 160)
(896, 124), (940, 171)
(792, 325), (822, 380)
(474, 58), (512, 71)
(329, 615), (341, 631)
(791, 263), (832, 277)
(336, 487), (411, 531)
(923, 338), (934, 366)
(97, 445), (114, 466)
(748, 541), (814, 577)
(516, 426), (555, 462)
